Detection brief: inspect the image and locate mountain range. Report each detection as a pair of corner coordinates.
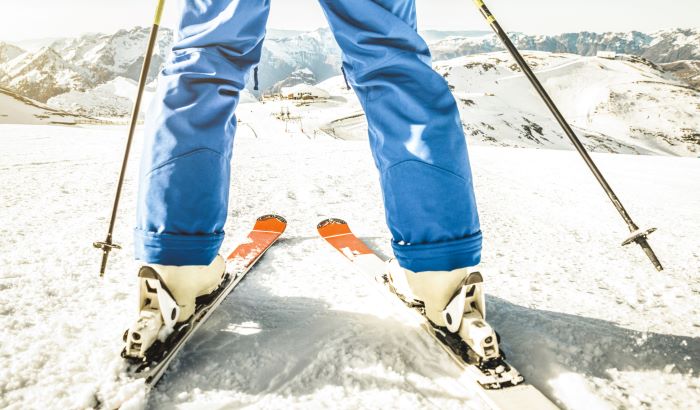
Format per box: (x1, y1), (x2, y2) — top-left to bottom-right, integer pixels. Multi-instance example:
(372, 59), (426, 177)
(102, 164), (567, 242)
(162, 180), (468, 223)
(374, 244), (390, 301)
(0, 26), (698, 157)
(429, 29), (700, 63)
(1, 27), (699, 105)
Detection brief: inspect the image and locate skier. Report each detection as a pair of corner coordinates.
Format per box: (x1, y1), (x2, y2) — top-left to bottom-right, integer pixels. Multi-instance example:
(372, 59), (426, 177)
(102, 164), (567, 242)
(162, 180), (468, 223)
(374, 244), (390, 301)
(127, 0), (492, 358)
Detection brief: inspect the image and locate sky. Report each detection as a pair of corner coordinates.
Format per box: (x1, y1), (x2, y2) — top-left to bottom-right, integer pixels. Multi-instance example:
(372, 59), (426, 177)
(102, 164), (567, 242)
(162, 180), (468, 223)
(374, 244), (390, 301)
(1, 0), (699, 41)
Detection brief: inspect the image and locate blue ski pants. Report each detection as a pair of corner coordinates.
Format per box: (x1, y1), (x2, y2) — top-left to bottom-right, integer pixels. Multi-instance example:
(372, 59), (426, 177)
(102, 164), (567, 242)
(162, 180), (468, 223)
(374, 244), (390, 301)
(135, 0), (482, 272)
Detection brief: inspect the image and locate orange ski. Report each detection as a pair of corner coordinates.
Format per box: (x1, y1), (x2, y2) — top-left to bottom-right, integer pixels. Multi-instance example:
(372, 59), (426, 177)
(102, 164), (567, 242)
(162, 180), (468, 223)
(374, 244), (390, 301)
(227, 214), (288, 269)
(119, 214), (287, 395)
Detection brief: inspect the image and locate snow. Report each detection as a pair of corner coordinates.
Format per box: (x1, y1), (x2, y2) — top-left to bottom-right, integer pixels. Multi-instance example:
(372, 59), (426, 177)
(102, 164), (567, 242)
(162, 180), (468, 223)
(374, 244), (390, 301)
(280, 84), (330, 99)
(1, 102), (699, 409)
(47, 77), (156, 118)
(433, 52), (700, 156)
(0, 87), (83, 125)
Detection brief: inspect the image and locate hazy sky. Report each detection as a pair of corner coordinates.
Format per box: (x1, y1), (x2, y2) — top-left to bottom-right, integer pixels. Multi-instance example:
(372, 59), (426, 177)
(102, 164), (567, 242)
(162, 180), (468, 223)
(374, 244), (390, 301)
(1, 0), (699, 41)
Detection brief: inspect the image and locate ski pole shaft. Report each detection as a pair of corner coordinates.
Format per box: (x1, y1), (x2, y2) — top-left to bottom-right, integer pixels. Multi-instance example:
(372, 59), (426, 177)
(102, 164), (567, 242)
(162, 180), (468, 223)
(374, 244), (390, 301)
(472, 0), (663, 271)
(94, 0), (166, 276)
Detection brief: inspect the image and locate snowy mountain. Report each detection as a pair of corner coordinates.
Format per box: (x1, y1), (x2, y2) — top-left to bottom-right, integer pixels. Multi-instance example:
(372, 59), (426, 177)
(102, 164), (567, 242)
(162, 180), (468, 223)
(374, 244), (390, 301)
(0, 47), (95, 102)
(47, 77), (156, 118)
(0, 41), (24, 64)
(257, 28), (341, 92)
(49, 27), (174, 84)
(2, 27), (699, 107)
(645, 28), (700, 62)
(266, 29), (306, 40)
(0, 86), (86, 125)
(269, 68), (318, 94)
(420, 30), (493, 43)
(0, 27), (172, 103)
(9, 36), (68, 52)
(429, 29), (700, 64)
(661, 60), (700, 90)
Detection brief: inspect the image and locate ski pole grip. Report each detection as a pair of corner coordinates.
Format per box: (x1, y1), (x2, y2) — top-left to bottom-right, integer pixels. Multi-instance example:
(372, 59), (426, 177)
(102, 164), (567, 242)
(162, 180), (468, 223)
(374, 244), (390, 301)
(473, 0), (497, 25)
(154, 0), (166, 26)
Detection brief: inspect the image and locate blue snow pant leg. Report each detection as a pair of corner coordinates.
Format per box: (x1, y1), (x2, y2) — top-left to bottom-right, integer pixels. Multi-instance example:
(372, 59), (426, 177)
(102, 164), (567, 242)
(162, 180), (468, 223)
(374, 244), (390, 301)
(318, 0), (482, 272)
(134, 0), (271, 266)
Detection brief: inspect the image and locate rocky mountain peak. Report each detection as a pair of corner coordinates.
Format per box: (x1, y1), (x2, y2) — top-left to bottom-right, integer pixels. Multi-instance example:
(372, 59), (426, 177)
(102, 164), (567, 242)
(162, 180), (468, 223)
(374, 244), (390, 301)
(0, 42), (25, 65)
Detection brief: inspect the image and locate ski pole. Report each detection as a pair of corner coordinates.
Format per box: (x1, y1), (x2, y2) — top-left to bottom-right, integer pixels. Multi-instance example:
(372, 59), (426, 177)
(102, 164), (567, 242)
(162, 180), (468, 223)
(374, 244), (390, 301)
(93, 0), (166, 276)
(471, 0), (663, 271)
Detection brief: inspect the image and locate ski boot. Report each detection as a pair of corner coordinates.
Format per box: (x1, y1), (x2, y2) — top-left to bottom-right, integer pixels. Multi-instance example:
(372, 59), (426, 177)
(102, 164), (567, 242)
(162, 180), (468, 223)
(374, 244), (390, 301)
(387, 260), (500, 362)
(123, 255), (226, 359)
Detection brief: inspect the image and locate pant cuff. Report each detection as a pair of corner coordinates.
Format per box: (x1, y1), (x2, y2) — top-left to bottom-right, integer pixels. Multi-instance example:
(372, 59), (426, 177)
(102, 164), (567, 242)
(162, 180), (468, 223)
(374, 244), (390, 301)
(391, 231), (482, 272)
(134, 229), (224, 266)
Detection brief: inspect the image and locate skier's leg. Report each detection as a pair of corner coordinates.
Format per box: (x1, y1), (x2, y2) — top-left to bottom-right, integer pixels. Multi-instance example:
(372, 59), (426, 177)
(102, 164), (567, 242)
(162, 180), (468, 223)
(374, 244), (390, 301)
(317, 0), (482, 273)
(134, 0), (271, 266)
(126, 1), (271, 356)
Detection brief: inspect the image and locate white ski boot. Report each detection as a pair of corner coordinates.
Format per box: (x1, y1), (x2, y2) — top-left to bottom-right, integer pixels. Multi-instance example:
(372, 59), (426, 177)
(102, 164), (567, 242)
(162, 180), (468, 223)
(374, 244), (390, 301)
(387, 260), (500, 361)
(124, 255), (226, 359)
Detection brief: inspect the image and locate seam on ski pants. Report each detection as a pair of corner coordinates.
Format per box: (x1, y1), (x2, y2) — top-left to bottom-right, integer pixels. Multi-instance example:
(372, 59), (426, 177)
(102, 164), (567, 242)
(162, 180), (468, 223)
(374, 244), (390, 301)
(347, 49), (430, 87)
(135, 149), (230, 265)
(171, 48), (255, 75)
(381, 160), (481, 271)
(383, 159), (467, 182)
(145, 147), (225, 177)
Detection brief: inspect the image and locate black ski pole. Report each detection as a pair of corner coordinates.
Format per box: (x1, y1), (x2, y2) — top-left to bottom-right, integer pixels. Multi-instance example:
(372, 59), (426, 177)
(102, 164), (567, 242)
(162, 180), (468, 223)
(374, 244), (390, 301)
(94, 0), (166, 276)
(472, 0), (663, 271)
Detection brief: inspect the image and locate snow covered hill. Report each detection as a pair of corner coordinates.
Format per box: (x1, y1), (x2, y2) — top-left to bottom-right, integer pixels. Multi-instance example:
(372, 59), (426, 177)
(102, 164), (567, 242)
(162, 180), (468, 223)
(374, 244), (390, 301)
(0, 86), (86, 125)
(662, 60), (700, 90)
(47, 77), (156, 118)
(0, 41), (24, 65)
(0, 121), (698, 409)
(435, 52), (700, 156)
(314, 52), (700, 156)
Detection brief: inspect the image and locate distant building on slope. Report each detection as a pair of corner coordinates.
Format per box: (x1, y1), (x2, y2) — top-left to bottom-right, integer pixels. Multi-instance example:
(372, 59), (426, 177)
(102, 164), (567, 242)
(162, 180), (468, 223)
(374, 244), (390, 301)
(597, 51), (617, 60)
(281, 84), (330, 100)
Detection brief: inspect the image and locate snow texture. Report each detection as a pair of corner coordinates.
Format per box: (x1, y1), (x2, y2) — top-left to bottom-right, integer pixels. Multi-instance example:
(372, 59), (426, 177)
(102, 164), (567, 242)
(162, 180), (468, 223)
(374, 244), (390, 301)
(1, 95), (699, 408)
(47, 77), (156, 119)
(0, 86), (84, 125)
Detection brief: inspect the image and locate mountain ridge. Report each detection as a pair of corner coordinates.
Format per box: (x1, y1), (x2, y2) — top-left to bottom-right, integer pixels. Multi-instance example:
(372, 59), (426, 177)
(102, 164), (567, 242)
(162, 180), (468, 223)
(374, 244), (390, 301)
(1, 27), (698, 103)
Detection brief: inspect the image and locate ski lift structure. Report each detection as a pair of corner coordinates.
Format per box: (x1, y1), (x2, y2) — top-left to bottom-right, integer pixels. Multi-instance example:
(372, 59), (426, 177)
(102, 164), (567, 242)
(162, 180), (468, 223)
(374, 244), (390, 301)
(274, 105), (308, 136)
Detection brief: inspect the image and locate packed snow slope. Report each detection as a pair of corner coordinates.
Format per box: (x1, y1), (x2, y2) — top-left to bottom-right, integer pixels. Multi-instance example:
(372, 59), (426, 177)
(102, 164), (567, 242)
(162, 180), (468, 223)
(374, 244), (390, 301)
(0, 86), (86, 125)
(0, 117), (698, 409)
(47, 77), (156, 119)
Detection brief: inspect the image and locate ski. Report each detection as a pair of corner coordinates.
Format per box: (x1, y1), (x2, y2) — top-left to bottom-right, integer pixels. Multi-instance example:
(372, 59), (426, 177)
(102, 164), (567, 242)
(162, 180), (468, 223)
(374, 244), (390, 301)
(316, 218), (559, 410)
(100, 215), (287, 408)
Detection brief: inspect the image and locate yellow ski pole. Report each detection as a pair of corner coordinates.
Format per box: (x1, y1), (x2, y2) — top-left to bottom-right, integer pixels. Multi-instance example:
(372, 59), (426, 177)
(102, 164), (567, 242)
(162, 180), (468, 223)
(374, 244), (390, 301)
(94, 0), (166, 276)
